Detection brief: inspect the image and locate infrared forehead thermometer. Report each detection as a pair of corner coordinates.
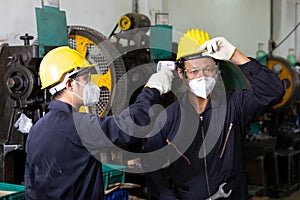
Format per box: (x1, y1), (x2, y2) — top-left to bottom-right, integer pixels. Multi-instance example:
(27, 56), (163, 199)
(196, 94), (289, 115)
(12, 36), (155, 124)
(157, 61), (176, 72)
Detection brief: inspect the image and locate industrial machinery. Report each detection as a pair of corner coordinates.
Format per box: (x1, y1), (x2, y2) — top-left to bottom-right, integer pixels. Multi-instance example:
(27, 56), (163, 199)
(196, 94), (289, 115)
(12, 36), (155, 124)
(2, 4), (300, 200)
(108, 12), (179, 110)
(243, 54), (300, 198)
(267, 56), (300, 113)
(0, 4), (128, 184)
(0, 4), (178, 185)
(0, 41), (39, 184)
(68, 25), (127, 116)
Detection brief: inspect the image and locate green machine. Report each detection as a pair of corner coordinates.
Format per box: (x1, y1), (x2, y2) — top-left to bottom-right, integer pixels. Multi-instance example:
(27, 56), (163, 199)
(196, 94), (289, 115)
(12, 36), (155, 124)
(35, 0), (69, 57)
(150, 24), (173, 60)
(150, 13), (174, 61)
(219, 60), (250, 91)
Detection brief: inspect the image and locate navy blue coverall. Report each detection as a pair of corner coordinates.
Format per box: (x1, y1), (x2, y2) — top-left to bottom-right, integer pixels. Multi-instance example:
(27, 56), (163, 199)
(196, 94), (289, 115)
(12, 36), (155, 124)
(142, 58), (284, 200)
(25, 88), (160, 200)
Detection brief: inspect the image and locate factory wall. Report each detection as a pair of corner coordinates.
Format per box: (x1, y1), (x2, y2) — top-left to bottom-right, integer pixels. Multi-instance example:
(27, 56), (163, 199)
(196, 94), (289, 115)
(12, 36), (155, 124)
(273, 0), (300, 62)
(164, 0), (270, 58)
(0, 0), (299, 60)
(0, 0), (162, 46)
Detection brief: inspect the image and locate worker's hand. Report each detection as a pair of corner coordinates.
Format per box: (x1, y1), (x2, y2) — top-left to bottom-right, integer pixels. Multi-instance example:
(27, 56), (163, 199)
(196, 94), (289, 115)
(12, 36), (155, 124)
(198, 37), (236, 60)
(145, 70), (174, 95)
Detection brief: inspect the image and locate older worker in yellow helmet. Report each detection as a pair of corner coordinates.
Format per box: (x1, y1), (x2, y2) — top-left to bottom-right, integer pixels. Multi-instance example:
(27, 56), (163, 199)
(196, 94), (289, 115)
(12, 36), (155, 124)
(25, 46), (174, 200)
(142, 29), (284, 200)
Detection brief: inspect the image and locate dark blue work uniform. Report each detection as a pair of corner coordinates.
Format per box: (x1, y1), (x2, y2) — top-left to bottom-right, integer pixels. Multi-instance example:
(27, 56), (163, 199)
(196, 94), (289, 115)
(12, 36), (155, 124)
(142, 58), (284, 200)
(25, 88), (160, 200)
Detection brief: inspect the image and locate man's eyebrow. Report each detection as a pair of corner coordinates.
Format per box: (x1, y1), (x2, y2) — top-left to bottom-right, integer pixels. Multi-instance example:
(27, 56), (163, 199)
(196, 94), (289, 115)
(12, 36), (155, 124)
(190, 64), (216, 69)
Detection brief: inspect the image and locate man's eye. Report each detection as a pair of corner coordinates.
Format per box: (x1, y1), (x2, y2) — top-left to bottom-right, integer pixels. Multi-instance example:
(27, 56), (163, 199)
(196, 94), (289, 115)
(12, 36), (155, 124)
(206, 68), (214, 72)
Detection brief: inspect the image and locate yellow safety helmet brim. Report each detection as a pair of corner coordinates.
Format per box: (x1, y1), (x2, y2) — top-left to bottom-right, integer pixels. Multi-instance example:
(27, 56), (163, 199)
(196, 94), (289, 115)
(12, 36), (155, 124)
(177, 29), (211, 60)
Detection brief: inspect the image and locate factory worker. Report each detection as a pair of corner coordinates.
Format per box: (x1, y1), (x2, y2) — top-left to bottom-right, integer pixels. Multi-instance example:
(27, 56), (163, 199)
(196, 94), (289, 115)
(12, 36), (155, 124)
(141, 30), (284, 200)
(24, 46), (174, 200)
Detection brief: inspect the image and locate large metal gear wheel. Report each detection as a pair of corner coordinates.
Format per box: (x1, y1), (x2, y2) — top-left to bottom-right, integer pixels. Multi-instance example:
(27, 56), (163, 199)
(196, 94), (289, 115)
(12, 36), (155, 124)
(266, 56), (300, 112)
(68, 26), (127, 116)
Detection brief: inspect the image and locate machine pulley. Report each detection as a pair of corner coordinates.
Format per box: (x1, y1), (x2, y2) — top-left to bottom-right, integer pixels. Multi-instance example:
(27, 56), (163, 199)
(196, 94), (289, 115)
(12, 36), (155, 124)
(266, 56), (300, 112)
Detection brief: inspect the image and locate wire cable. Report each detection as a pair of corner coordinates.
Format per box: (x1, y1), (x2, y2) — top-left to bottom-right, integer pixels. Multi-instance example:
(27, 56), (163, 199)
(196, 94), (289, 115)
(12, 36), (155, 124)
(268, 21), (300, 55)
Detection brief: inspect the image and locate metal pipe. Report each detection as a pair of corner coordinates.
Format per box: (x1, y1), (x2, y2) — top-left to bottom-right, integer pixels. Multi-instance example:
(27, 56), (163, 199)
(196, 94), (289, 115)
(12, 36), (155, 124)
(269, 0), (274, 53)
(270, 0), (273, 41)
(132, 0), (138, 13)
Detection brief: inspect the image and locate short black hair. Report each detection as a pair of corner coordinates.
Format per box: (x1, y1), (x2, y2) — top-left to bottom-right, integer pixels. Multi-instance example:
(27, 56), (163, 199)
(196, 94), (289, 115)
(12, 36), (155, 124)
(52, 88), (65, 98)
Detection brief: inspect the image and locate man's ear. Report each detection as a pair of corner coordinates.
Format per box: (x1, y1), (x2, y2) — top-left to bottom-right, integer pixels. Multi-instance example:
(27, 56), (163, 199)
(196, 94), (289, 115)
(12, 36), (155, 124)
(65, 78), (74, 91)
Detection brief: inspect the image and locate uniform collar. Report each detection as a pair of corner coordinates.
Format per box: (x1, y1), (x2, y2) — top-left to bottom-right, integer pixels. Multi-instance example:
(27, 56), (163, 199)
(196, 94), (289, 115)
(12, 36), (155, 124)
(178, 92), (212, 114)
(48, 100), (75, 113)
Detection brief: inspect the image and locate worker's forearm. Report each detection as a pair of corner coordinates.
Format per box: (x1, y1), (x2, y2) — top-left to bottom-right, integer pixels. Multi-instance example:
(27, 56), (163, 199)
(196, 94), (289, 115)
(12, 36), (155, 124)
(230, 49), (251, 65)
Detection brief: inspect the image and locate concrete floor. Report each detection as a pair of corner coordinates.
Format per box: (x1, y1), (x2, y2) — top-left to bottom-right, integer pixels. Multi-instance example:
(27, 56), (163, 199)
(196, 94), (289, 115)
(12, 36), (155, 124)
(273, 188), (300, 200)
(252, 188), (300, 200)
(129, 185), (300, 200)
(130, 189), (300, 200)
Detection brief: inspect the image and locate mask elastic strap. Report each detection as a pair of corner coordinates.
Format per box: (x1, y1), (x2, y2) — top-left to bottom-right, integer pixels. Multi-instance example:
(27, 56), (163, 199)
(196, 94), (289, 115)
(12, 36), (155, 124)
(69, 91), (84, 101)
(69, 79), (87, 101)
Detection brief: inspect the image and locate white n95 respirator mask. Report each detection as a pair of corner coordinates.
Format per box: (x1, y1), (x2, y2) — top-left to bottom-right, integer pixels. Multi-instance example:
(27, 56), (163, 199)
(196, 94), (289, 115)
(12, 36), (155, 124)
(82, 81), (100, 106)
(189, 76), (216, 99)
(72, 80), (100, 106)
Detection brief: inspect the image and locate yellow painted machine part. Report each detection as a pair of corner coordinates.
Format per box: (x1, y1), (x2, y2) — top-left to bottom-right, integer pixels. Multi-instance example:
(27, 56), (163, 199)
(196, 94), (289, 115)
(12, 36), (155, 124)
(79, 106), (90, 113)
(118, 15), (131, 31)
(267, 59), (293, 110)
(69, 34), (113, 115)
(91, 69), (112, 90)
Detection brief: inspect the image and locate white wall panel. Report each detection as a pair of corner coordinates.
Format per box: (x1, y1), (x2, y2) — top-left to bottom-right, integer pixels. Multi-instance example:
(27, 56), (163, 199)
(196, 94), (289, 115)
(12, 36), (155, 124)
(164, 0), (270, 57)
(1, 0), (299, 59)
(0, 0), (134, 45)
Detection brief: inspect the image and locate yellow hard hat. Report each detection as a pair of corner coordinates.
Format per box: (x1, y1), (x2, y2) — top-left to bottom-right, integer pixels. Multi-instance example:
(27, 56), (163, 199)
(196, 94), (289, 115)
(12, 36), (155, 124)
(177, 29), (211, 60)
(39, 46), (95, 89)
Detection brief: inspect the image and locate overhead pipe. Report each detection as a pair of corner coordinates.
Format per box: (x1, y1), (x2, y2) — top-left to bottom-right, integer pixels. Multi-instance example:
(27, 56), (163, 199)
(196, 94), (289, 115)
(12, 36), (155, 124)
(269, 0), (275, 54)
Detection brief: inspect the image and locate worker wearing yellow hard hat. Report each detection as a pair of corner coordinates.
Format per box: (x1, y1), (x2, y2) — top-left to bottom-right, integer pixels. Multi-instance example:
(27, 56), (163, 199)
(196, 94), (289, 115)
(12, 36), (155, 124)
(39, 46), (100, 108)
(142, 29), (284, 199)
(25, 46), (175, 199)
